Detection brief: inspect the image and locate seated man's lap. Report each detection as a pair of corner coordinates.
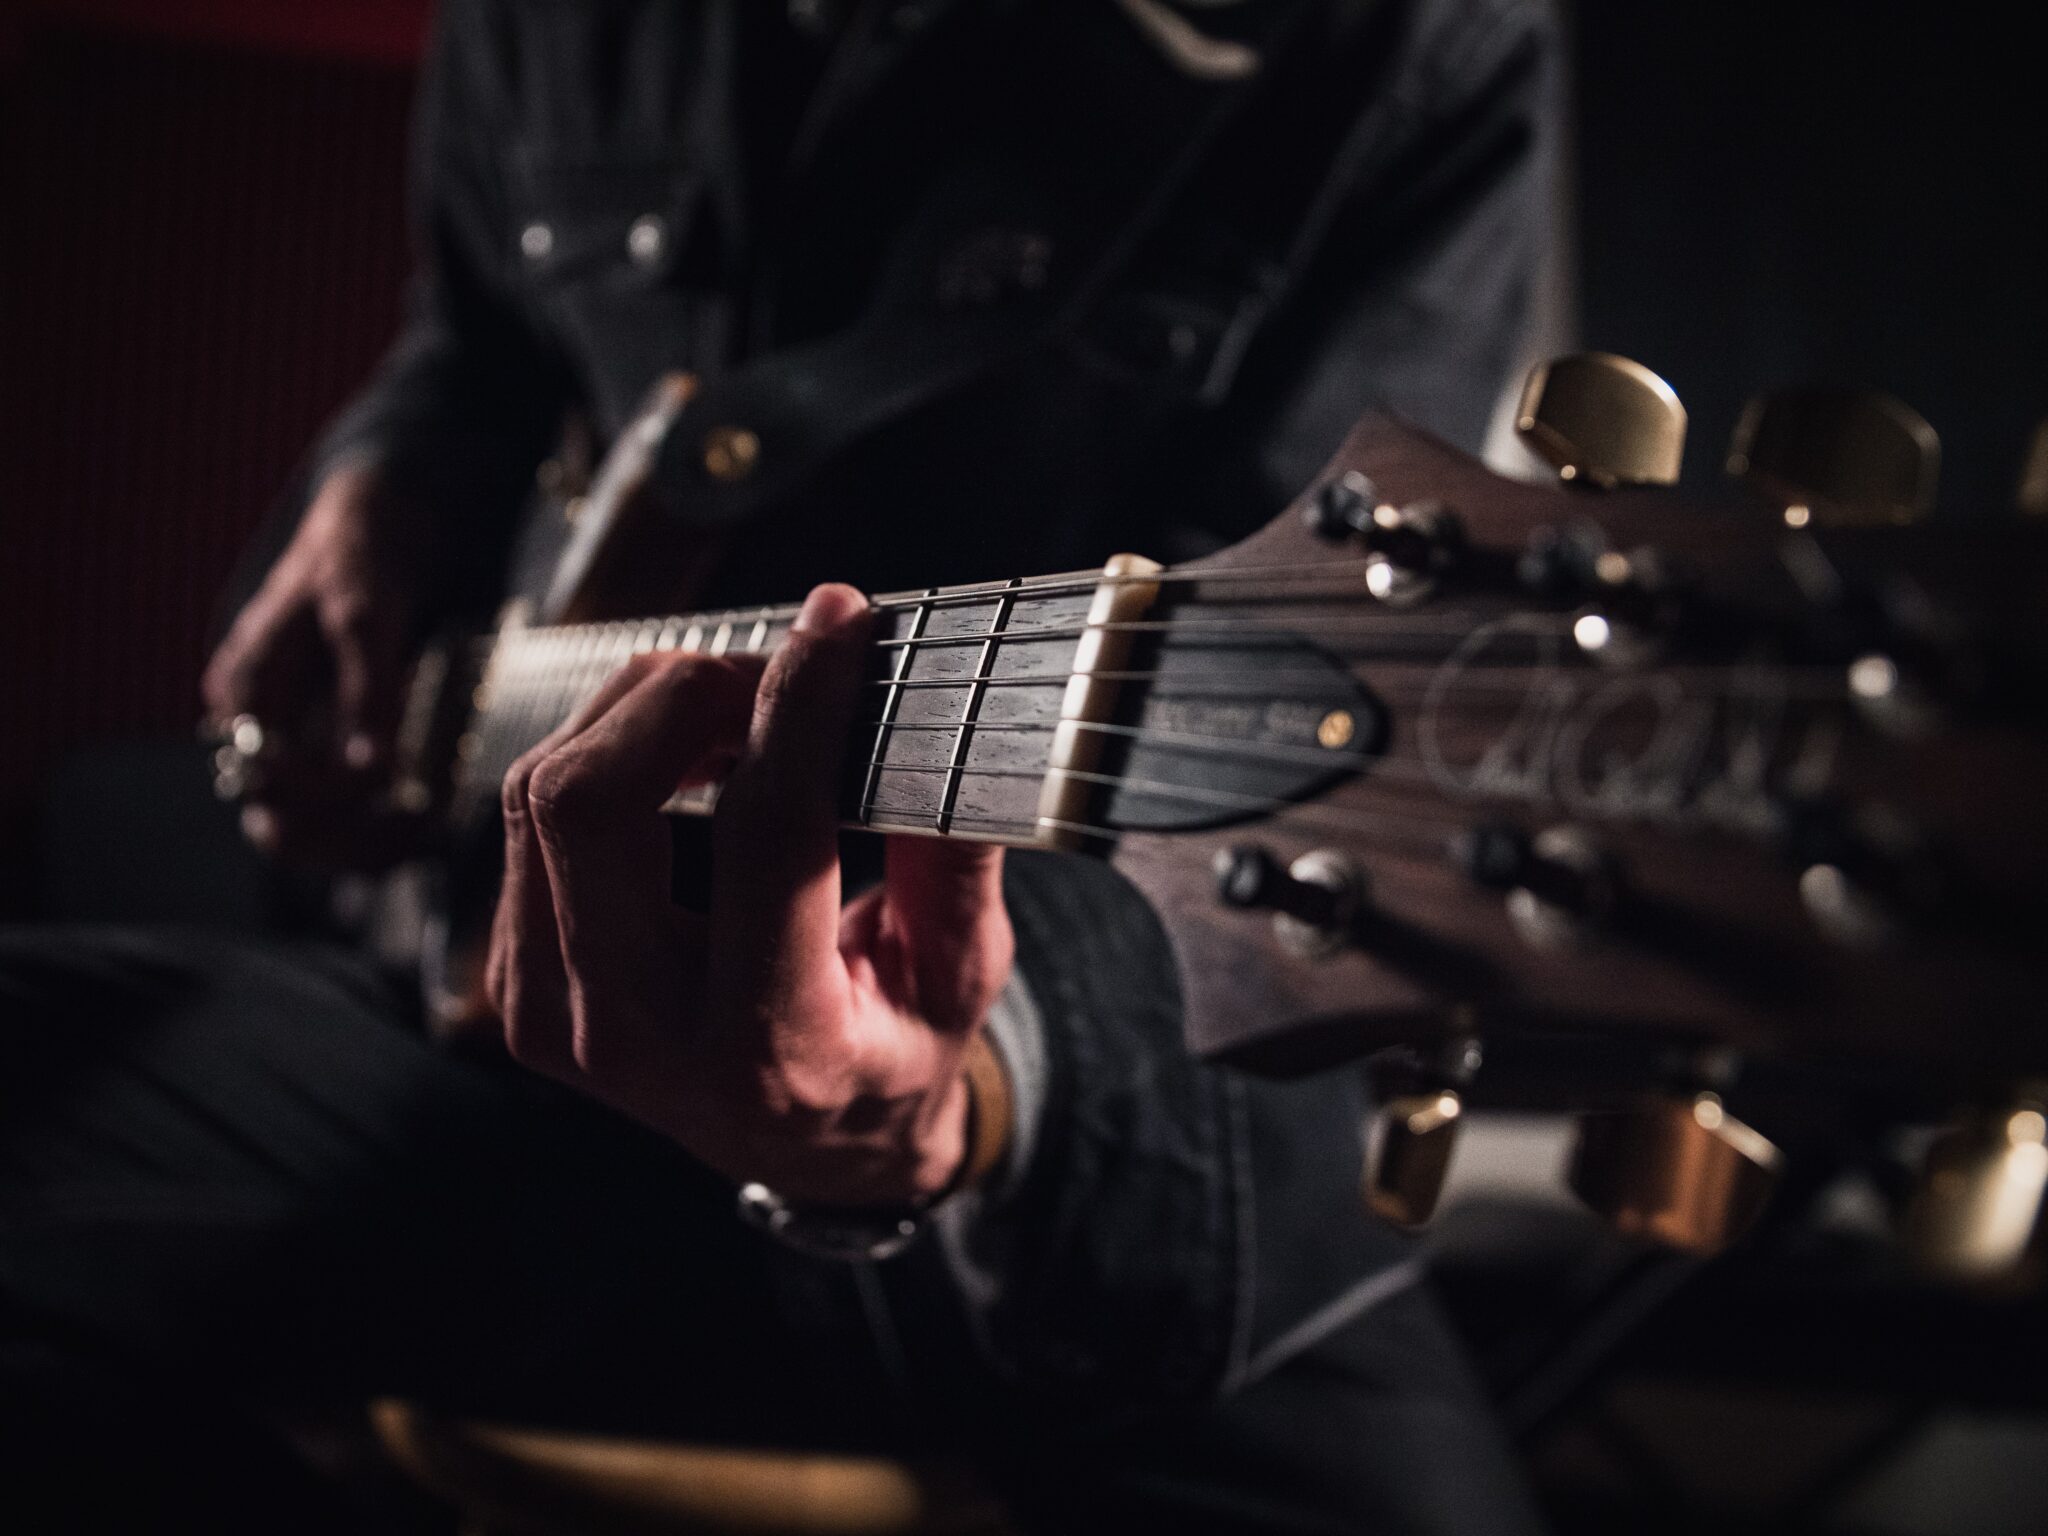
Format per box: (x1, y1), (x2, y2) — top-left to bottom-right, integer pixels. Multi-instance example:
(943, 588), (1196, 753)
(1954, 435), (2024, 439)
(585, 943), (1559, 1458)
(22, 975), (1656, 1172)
(0, 928), (1539, 1533)
(0, 927), (853, 1439)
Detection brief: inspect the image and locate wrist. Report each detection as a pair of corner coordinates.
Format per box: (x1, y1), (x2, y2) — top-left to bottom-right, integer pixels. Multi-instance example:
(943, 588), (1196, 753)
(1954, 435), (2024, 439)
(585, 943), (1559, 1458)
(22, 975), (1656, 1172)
(905, 1028), (1013, 1204)
(735, 1030), (1015, 1262)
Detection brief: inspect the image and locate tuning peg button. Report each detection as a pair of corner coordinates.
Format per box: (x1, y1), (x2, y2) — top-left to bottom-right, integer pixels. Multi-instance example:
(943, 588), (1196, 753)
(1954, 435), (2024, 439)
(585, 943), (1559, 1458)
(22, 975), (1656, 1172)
(1569, 1092), (1782, 1254)
(1366, 1090), (1465, 1229)
(2018, 420), (2048, 518)
(1728, 387), (1939, 527)
(1517, 353), (1688, 489)
(1900, 1101), (2048, 1280)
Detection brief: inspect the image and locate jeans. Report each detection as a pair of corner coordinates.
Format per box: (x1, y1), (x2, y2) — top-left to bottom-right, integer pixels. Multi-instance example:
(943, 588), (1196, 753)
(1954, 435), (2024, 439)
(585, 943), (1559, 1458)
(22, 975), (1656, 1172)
(0, 922), (1542, 1533)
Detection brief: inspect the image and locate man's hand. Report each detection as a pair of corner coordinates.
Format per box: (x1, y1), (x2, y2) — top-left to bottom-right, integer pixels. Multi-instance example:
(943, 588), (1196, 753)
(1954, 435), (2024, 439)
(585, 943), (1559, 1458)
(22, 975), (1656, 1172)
(485, 584), (1015, 1207)
(201, 460), (428, 866)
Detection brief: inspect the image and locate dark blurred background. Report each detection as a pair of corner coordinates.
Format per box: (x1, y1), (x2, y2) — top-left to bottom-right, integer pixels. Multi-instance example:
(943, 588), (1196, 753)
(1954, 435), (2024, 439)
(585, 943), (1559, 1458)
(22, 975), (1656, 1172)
(1, 3), (2044, 1531)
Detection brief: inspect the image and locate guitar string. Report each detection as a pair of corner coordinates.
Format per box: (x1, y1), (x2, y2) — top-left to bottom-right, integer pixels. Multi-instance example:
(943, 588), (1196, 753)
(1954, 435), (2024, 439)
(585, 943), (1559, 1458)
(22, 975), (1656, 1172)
(459, 571), (1861, 802)
(843, 669), (1856, 697)
(460, 555), (1395, 665)
(867, 613), (1519, 646)
(838, 717), (1778, 795)
(850, 793), (1456, 859)
(466, 655), (1855, 789)
(463, 684), (1817, 848)
(482, 640), (1862, 692)
(468, 673), (1446, 825)
(851, 757), (1469, 840)
(852, 556), (1552, 611)
(479, 619), (1861, 690)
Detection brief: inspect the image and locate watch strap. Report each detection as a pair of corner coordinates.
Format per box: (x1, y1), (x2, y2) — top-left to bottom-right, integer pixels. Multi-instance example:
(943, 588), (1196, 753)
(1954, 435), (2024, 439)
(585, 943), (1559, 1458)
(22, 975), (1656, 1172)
(957, 1027), (1013, 1192)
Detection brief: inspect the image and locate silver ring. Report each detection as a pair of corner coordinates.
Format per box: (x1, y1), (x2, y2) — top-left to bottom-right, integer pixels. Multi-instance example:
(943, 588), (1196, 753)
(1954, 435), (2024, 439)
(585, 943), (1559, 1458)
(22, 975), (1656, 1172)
(210, 714), (270, 801)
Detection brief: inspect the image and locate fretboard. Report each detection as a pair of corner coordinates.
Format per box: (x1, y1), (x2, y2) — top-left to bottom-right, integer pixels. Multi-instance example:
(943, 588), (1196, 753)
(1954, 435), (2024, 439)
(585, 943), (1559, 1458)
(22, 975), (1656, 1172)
(455, 573), (1109, 846)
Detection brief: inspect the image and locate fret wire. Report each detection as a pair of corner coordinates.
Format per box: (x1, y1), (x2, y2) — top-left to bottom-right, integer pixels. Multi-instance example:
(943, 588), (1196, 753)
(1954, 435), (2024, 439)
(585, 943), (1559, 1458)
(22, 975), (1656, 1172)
(936, 579), (1021, 834)
(859, 590), (935, 825)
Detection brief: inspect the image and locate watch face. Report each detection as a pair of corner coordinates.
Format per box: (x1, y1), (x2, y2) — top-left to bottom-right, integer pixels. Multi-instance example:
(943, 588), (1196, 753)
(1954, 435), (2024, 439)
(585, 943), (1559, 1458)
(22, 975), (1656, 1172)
(736, 1182), (926, 1263)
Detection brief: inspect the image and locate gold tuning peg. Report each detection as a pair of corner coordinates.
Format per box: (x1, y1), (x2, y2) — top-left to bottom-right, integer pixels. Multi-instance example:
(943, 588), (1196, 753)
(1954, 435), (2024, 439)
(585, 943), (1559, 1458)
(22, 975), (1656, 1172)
(1899, 1100), (2047, 1281)
(2018, 420), (2048, 518)
(1516, 353), (1688, 489)
(1568, 1092), (1782, 1255)
(1365, 1089), (1464, 1229)
(1728, 386), (1939, 528)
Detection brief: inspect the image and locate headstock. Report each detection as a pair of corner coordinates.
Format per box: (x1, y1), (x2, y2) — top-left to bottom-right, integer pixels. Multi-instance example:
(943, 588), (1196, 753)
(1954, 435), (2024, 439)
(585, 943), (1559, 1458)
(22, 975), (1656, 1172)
(1102, 359), (2048, 1253)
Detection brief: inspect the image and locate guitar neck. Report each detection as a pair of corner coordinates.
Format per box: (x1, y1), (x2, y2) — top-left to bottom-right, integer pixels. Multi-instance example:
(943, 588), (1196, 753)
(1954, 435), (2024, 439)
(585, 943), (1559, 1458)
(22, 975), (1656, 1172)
(454, 564), (1152, 850)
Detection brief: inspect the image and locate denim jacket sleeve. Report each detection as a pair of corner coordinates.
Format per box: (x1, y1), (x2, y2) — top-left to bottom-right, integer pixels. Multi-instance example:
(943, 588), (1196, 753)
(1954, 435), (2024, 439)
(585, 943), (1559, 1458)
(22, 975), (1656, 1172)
(923, 853), (1418, 1423)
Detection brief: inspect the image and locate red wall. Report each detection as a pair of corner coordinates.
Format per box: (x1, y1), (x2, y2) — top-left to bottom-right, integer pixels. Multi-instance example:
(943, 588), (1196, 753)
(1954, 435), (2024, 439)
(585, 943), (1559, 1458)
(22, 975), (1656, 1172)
(0, 9), (424, 907)
(3, 1), (431, 66)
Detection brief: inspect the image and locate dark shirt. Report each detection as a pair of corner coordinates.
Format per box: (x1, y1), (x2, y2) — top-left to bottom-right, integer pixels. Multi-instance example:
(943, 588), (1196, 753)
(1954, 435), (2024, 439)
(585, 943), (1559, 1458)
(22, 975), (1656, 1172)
(312, 0), (1557, 1411)
(319, 0), (1553, 602)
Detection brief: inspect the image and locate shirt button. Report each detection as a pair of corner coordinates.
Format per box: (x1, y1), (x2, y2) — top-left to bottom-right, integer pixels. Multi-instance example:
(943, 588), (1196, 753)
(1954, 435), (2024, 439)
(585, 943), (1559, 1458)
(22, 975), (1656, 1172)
(519, 221), (554, 262)
(627, 214), (667, 267)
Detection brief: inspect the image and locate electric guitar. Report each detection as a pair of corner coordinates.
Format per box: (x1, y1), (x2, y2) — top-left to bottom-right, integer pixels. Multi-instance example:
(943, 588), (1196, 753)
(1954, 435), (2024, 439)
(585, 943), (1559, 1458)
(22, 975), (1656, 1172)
(322, 356), (2048, 1268)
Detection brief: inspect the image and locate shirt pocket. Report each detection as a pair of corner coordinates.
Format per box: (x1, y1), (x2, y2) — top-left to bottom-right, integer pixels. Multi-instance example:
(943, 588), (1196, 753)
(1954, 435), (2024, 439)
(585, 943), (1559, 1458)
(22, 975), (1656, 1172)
(507, 158), (698, 298)
(504, 157), (710, 428)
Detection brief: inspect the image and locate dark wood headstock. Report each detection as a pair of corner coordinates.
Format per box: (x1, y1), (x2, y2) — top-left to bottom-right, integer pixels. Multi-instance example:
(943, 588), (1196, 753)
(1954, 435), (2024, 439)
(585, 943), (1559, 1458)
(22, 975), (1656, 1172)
(1109, 413), (2048, 1083)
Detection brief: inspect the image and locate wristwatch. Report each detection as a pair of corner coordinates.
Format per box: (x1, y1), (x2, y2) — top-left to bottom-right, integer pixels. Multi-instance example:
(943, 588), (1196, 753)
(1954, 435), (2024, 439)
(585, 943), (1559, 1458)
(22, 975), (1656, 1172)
(734, 1030), (1014, 1262)
(735, 1183), (926, 1262)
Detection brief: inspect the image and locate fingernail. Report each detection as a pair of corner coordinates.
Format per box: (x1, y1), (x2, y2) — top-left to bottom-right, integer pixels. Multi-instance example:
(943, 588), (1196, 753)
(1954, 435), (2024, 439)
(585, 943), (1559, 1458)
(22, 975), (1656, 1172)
(344, 732), (380, 770)
(792, 583), (870, 635)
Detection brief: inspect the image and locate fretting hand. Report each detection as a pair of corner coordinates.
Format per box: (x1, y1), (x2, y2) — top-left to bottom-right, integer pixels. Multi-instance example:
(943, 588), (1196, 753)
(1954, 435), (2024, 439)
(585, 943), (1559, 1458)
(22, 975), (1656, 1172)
(484, 584), (1015, 1206)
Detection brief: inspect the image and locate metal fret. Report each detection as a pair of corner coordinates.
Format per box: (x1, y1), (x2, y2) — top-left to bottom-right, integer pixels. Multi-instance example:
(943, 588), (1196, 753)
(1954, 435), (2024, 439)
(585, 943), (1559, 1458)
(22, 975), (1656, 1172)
(860, 590), (935, 826)
(935, 581), (1022, 834)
